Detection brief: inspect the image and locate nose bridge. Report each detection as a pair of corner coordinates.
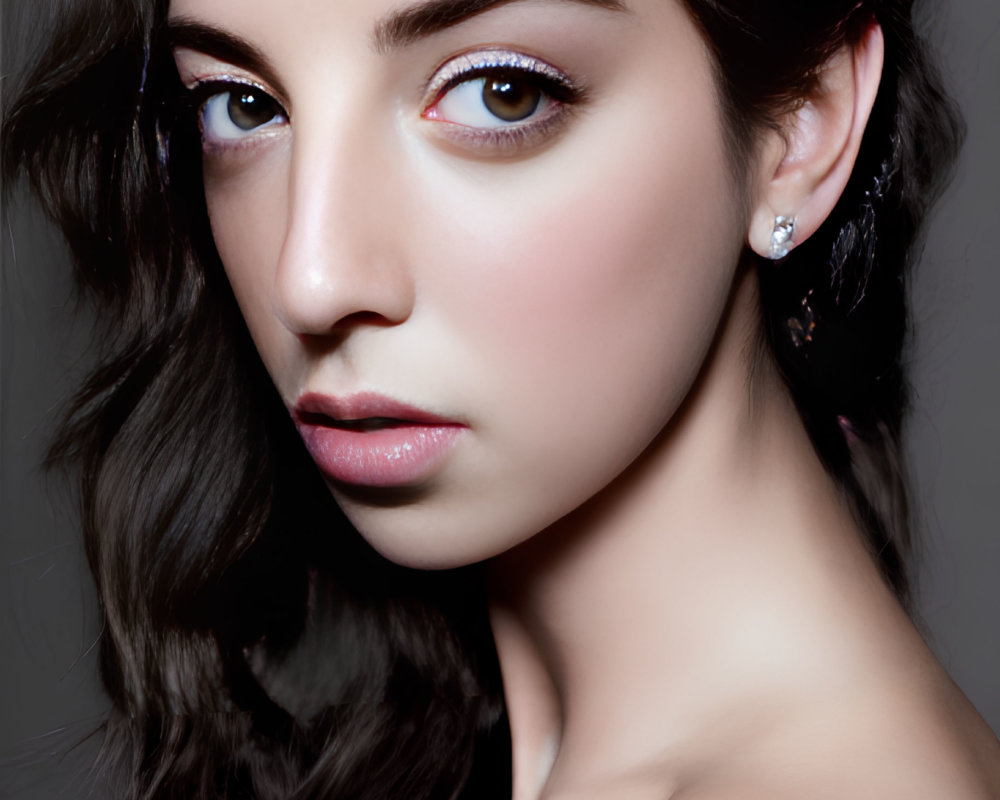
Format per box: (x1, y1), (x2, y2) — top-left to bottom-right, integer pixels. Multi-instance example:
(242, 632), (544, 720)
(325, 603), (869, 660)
(275, 110), (414, 336)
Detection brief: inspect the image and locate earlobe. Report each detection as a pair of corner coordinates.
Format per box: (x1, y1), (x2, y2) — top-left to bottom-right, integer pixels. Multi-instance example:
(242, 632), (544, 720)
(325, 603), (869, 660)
(748, 22), (885, 260)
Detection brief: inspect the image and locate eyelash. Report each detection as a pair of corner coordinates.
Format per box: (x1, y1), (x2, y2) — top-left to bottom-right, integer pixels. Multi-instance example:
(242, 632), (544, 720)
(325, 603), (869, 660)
(421, 51), (585, 154)
(180, 50), (584, 158)
(185, 78), (289, 153)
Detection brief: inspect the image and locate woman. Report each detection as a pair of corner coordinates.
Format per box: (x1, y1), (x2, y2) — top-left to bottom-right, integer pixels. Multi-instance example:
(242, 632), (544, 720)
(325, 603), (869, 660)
(2, 0), (998, 798)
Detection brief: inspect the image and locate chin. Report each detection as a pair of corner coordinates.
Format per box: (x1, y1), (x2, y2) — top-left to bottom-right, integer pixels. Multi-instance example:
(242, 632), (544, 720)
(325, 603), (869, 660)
(331, 488), (555, 572)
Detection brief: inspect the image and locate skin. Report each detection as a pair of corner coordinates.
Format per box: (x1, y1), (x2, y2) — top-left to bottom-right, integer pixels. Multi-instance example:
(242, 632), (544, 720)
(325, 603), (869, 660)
(169, 0), (1000, 797)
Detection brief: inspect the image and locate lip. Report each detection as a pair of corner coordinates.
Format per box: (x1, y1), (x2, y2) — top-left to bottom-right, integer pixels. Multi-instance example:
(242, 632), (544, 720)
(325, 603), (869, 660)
(292, 392), (467, 487)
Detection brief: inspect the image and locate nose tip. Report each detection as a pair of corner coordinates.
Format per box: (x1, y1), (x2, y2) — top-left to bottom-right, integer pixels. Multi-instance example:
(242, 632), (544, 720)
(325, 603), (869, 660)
(273, 154), (416, 338)
(275, 240), (415, 337)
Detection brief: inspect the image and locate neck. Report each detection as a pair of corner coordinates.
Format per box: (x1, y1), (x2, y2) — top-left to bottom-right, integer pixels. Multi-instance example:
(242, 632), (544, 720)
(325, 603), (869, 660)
(487, 268), (913, 798)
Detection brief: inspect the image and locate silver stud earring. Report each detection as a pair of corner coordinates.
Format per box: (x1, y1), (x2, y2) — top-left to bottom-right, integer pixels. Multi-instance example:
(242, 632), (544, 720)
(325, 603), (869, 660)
(769, 216), (796, 260)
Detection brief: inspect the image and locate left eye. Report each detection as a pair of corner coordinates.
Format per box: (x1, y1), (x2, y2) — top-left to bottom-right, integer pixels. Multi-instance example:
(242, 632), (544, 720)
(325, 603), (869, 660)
(421, 51), (580, 141)
(199, 84), (287, 143)
(430, 71), (553, 128)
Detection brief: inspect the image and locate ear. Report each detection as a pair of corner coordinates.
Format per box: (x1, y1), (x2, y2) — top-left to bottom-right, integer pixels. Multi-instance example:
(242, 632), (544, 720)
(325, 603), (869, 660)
(747, 22), (884, 259)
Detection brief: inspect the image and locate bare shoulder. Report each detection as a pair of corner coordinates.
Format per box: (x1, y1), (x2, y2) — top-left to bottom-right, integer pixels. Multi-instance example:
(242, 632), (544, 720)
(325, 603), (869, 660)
(671, 758), (1000, 800)
(673, 687), (1000, 800)
(545, 674), (1000, 800)
(547, 726), (1000, 800)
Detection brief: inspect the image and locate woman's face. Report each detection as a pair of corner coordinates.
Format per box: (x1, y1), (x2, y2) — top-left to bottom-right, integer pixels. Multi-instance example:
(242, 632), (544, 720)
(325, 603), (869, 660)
(170, 0), (751, 568)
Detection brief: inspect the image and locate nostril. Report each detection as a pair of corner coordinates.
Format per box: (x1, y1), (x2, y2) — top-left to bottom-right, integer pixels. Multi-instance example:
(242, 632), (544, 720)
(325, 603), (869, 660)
(295, 330), (348, 351)
(293, 311), (401, 347)
(333, 310), (403, 329)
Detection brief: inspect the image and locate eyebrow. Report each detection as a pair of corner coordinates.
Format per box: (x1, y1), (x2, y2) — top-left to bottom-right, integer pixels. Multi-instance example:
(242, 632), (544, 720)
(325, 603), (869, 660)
(168, 0), (627, 86)
(372, 0), (628, 53)
(167, 19), (290, 99)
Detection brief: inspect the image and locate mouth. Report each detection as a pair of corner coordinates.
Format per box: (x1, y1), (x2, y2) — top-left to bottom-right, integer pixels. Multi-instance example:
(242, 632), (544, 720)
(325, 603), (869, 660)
(292, 392), (467, 488)
(298, 414), (422, 432)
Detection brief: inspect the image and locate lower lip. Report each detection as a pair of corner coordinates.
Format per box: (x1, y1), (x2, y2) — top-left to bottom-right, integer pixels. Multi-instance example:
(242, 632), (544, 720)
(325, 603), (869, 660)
(296, 423), (465, 487)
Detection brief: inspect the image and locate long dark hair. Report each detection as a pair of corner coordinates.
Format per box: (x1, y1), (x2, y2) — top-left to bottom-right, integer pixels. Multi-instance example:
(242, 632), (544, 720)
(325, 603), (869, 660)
(2, 0), (962, 797)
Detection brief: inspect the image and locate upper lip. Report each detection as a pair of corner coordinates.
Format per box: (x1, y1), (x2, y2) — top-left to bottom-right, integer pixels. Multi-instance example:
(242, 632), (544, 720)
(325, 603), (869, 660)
(292, 391), (461, 427)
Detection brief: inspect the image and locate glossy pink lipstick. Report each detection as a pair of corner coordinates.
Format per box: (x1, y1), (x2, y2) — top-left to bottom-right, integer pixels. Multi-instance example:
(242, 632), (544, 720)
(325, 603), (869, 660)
(292, 392), (466, 487)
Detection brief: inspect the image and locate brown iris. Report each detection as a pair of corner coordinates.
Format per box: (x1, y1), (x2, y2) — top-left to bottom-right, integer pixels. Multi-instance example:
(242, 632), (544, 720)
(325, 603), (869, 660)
(227, 90), (278, 130)
(482, 73), (542, 122)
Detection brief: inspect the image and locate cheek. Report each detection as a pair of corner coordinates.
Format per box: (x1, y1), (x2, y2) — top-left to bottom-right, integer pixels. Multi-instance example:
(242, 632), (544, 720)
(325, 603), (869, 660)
(424, 94), (742, 445)
(203, 150), (294, 386)
(358, 95), (747, 567)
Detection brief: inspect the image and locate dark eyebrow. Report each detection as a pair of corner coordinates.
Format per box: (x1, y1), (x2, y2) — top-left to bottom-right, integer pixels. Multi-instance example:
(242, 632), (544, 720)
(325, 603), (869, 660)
(373, 0), (628, 54)
(167, 19), (289, 100)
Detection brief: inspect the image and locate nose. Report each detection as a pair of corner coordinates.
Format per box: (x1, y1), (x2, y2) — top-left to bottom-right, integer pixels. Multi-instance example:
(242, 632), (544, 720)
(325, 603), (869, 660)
(274, 125), (415, 338)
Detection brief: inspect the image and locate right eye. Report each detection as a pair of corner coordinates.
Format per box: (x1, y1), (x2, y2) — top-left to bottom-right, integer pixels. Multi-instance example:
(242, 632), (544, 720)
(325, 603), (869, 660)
(196, 82), (287, 145)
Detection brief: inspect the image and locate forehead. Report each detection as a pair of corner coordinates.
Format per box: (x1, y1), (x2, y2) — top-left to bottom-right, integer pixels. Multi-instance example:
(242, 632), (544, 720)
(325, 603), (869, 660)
(164, 0), (649, 113)
(167, 0), (632, 46)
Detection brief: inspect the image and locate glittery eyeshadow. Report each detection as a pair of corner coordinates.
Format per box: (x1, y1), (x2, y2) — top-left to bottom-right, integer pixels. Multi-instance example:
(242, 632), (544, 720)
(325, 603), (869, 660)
(424, 49), (576, 105)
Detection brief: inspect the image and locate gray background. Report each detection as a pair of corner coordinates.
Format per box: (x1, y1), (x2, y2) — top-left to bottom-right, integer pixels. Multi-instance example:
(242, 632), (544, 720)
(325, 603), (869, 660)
(2, 0), (998, 796)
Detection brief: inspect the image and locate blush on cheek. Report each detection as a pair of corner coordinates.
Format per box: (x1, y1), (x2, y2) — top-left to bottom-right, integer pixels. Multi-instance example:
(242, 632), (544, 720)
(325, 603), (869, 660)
(413, 92), (742, 479)
(432, 107), (737, 376)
